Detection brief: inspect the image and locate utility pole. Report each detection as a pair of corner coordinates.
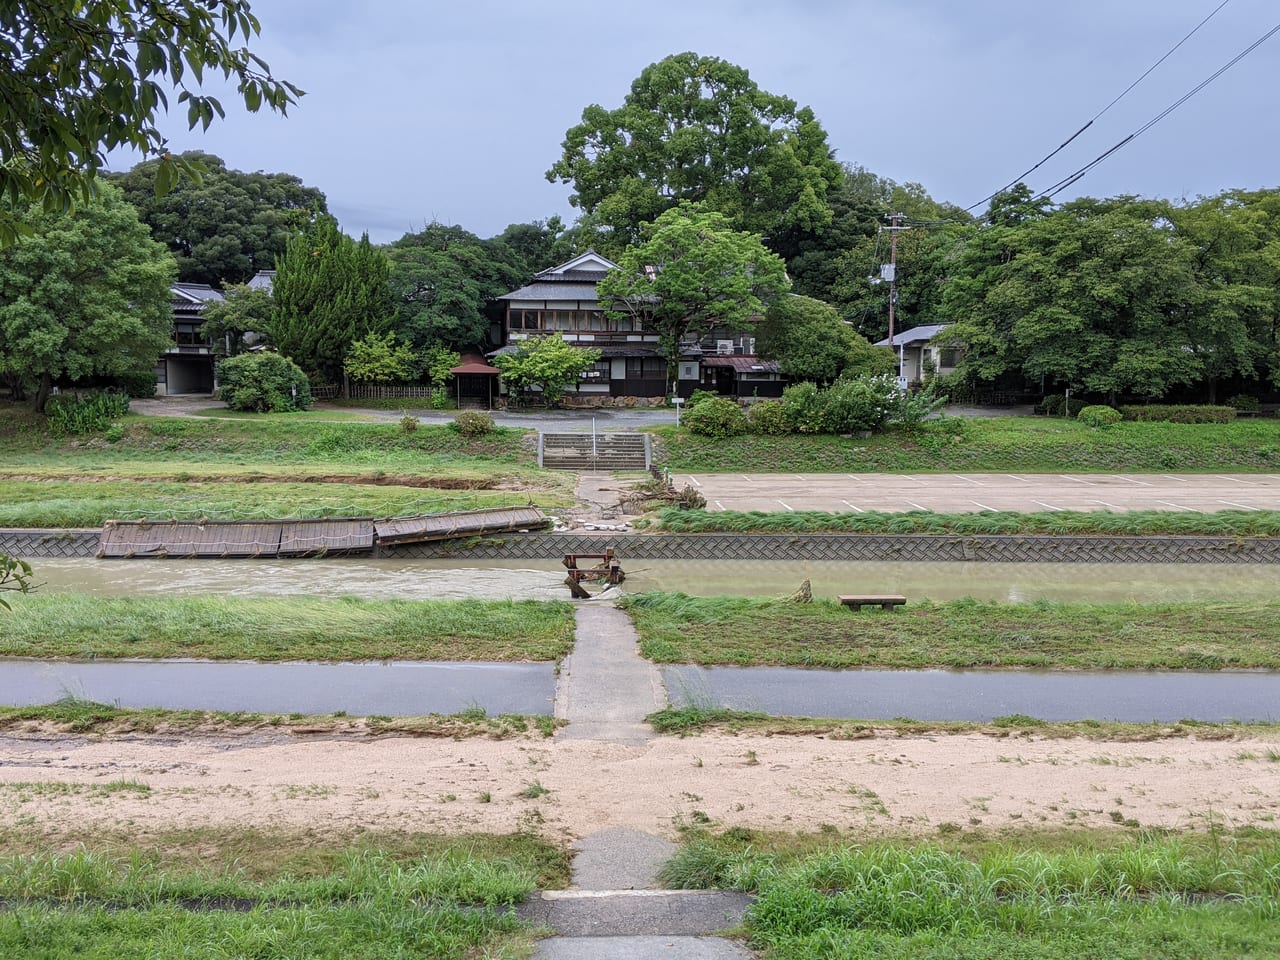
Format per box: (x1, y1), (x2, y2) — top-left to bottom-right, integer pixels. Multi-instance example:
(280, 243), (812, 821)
(879, 212), (907, 384)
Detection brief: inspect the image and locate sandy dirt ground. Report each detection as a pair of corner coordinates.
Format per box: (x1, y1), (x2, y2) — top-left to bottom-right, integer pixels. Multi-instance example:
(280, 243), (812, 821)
(4, 729), (1278, 845)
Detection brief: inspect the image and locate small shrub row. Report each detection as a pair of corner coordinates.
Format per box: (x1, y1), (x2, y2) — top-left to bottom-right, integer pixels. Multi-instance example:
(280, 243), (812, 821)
(1076, 405), (1122, 428)
(44, 391), (130, 435)
(451, 411), (495, 437)
(1120, 404), (1236, 424)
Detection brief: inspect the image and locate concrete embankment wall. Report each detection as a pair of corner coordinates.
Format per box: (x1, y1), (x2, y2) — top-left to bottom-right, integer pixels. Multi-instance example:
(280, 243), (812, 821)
(3, 527), (1278, 564)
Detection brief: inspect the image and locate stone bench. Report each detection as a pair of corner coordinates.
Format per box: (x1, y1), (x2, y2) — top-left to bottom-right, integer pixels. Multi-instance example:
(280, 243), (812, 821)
(838, 594), (907, 612)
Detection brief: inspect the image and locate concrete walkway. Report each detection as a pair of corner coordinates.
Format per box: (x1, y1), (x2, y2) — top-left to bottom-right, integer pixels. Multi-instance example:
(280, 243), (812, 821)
(527, 605), (755, 958)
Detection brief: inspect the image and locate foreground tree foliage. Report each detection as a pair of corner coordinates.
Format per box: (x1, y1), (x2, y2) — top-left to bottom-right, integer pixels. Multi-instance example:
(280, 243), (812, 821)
(599, 205), (790, 381)
(0, 183), (175, 410)
(217, 351), (310, 412)
(272, 214), (393, 386)
(0, 0), (301, 246)
(493, 335), (600, 407)
(757, 294), (893, 384)
(109, 151), (327, 286)
(548, 52), (842, 251)
(198, 282), (274, 355)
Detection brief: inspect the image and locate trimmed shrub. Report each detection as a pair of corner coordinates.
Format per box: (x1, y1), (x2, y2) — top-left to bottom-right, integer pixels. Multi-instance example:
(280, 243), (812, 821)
(1228, 394), (1261, 412)
(1037, 394), (1087, 417)
(685, 389), (719, 410)
(45, 390), (130, 435)
(1077, 405), (1122, 428)
(747, 399), (792, 435)
(1120, 405), (1236, 424)
(819, 375), (897, 434)
(682, 396), (747, 438)
(217, 353), (312, 412)
(780, 382), (826, 433)
(451, 411), (495, 437)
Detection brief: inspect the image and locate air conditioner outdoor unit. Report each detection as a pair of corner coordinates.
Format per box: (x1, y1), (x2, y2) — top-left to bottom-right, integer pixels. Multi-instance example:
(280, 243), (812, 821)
(716, 340), (734, 355)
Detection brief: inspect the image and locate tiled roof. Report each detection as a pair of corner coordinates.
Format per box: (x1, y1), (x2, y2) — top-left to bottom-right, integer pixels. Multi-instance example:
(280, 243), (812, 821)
(701, 356), (781, 374)
(498, 282), (603, 301)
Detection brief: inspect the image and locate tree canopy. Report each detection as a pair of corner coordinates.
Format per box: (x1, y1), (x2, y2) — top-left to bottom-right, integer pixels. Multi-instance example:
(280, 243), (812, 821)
(756, 294), (892, 385)
(547, 52), (842, 251)
(598, 204), (790, 375)
(0, 0), (301, 246)
(494, 335), (600, 407)
(387, 222), (526, 359)
(199, 282), (274, 355)
(0, 182), (176, 410)
(272, 214), (392, 385)
(108, 151), (326, 286)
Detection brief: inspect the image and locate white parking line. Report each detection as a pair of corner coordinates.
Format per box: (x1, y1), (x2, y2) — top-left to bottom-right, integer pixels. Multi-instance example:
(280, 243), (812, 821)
(1005, 475), (1031, 483)
(904, 499), (928, 511)
(1032, 500), (1062, 511)
(1217, 476), (1257, 485)
(777, 500), (794, 511)
(1156, 500), (1197, 511)
(714, 500), (725, 511)
(954, 475), (984, 485)
(970, 501), (998, 512)
(1161, 475), (1190, 483)
(1087, 499), (1121, 509)
(1218, 499), (1258, 511)
(1111, 475), (1152, 485)
(840, 500), (863, 513)
(1060, 475), (1095, 485)
(740, 475), (755, 483)
(687, 476), (701, 487)
(845, 474), (867, 481)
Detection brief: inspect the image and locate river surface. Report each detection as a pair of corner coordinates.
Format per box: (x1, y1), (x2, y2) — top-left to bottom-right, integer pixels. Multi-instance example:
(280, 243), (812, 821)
(30, 558), (1280, 603)
(662, 666), (1280, 723)
(3, 659), (556, 716)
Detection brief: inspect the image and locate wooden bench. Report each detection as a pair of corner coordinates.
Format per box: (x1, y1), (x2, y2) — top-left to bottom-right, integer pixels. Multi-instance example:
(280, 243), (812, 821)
(838, 594), (907, 612)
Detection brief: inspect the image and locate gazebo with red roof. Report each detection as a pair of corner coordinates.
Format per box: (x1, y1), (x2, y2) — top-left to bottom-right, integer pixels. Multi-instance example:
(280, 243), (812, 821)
(450, 353), (500, 410)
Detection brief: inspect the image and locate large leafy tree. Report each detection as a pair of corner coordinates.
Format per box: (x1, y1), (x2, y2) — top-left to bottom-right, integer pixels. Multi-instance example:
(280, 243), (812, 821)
(0, 182), (176, 410)
(756, 294), (892, 385)
(272, 214), (393, 386)
(388, 223), (527, 359)
(108, 151), (326, 286)
(0, 0), (301, 246)
(199, 282), (274, 355)
(547, 52), (842, 252)
(943, 197), (1206, 400)
(494, 335), (600, 407)
(598, 204), (790, 379)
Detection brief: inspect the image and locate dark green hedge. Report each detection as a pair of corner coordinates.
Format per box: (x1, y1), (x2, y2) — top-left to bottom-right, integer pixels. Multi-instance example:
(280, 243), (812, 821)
(1120, 405), (1236, 424)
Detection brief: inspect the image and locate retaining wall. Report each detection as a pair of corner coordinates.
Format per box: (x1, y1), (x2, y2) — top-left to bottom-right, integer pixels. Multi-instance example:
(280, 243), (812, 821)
(4, 528), (1278, 564)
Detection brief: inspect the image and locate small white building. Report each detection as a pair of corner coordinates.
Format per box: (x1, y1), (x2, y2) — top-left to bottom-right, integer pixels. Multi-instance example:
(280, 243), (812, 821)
(875, 323), (961, 385)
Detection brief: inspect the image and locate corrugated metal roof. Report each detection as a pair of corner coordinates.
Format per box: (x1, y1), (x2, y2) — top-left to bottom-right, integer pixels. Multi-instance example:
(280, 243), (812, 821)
(278, 520), (375, 556)
(701, 356), (781, 374)
(875, 323), (952, 347)
(99, 519), (374, 558)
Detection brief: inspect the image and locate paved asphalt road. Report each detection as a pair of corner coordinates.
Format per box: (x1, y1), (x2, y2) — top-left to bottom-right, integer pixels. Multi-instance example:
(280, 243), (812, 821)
(671, 472), (1280, 514)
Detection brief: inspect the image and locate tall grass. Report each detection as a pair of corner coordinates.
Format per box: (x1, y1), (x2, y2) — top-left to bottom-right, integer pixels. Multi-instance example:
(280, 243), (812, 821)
(664, 833), (1280, 959)
(44, 392), (130, 436)
(0, 595), (576, 662)
(619, 591), (1280, 669)
(654, 507), (1280, 537)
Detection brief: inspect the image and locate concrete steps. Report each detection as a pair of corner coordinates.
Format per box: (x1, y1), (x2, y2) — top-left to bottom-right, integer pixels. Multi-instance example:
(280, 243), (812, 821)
(541, 432), (650, 470)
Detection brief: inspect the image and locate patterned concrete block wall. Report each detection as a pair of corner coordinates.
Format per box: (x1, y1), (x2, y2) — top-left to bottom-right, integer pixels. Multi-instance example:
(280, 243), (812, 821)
(3, 528), (1278, 564)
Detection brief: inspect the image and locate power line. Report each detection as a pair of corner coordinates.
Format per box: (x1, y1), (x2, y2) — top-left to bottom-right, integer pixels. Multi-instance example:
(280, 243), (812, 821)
(1033, 18), (1280, 203)
(965, 0), (1235, 213)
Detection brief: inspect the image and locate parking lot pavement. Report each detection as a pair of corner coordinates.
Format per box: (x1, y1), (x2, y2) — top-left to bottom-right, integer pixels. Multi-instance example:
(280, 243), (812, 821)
(674, 473), (1280, 514)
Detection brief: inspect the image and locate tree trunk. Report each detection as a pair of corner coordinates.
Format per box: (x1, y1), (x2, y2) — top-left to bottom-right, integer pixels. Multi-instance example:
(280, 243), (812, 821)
(32, 374), (52, 414)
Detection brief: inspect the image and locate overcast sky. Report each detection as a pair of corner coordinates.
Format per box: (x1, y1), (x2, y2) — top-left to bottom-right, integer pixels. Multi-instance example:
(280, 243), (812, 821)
(111, 0), (1280, 243)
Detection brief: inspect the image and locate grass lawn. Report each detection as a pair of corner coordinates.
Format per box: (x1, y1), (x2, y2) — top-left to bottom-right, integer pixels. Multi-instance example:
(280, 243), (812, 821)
(0, 404), (574, 525)
(0, 595), (575, 662)
(650, 415), (1280, 473)
(0, 828), (566, 960)
(620, 592), (1280, 670)
(648, 506), (1280, 537)
(665, 828), (1280, 959)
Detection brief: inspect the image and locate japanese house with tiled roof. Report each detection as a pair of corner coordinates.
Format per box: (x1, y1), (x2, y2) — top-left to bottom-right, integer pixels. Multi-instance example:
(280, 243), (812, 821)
(494, 250), (783, 401)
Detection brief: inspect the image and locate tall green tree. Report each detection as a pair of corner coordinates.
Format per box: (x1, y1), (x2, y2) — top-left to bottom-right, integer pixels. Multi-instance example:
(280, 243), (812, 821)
(598, 204), (790, 381)
(0, 0), (301, 246)
(108, 151), (326, 286)
(387, 222), (525, 359)
(199, 282), (274, 355)
(0, 182), (175, 410)
(943, 197), (1205, 400)
(272, 214), (392, 386)
(547, 52), (842, 252)
(756, 294), (892, 384)
(493, 335), (600, 407)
